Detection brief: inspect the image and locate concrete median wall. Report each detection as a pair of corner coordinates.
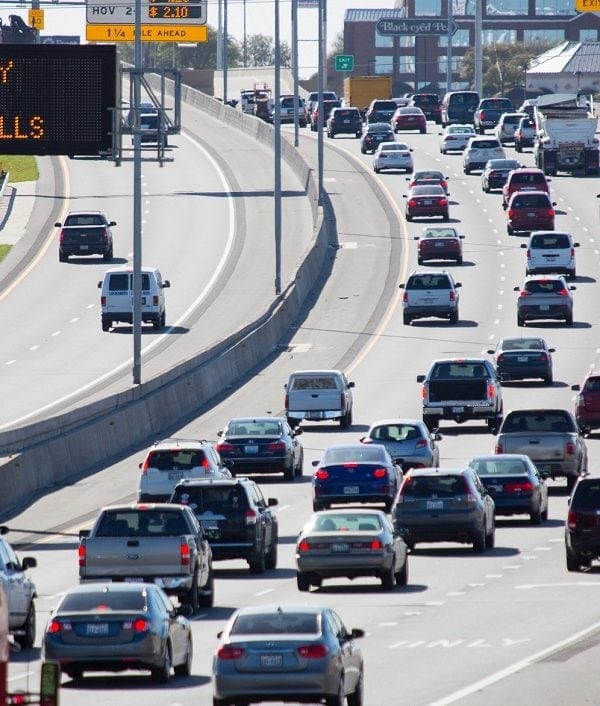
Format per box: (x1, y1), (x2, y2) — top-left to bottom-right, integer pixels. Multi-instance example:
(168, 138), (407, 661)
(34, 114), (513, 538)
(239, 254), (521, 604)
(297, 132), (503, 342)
(0, 82), (331, 517)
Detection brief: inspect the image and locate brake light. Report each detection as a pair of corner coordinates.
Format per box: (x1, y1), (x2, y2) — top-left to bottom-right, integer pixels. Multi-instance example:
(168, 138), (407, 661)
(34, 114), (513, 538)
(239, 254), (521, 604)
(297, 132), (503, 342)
(59, 229), (65, 244)
(507, 209), (514, 218)
(466, 494), (477, 504)
(566, 441), (576, 455)
(315, 469), (329, 480)
(216, 442), (236, 453)
(102, 228), (109, 244)
(576, 394), (585, 406)
(558, 289), (569, 297)
(101, 295), (106, 306)
(494, 442), (503, 453)
(505, 481), (534, 493)
(403, 291), (408, 303)
(373, 468), (387, 478)
(180, 539), (190, 566)
(526, 248), (531, 259)
(408, 199), (417, 207)
(78, 543), (86, 567)
(245, 509), (257, 525)
(131, 618), (151, 632)
(47, 620), (70, 634)
(297, 644), (329, 659)
(421, 384), (427, 400)
(285, 393), (289, 410)
(152, 295), (159, 306)
(539, 352), (548, 362)
(343, 463), (358, 468)
(449, 290), (456, 301)
(571, 248), (575, 257)
(267, 441), (286, 452)
(370, 539), (383, 549)
(298, 540), (311, 552)
(415, 439), (428, 449)
(438, 198), (448, 206)
(567, 510), (579, 530)
(547, 209), (555, 217)
(217, 645), (245, 660)
(519, 290), (530, 297)
(497, 353), (505, 363)
(340, 393), (345, 411)
(487, 383), (495, 399)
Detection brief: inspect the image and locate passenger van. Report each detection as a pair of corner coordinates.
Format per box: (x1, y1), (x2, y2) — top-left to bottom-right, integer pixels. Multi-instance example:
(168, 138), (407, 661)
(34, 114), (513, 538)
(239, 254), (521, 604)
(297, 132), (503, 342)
(441, 90), (480, 126)
(98, 266), (171, 332)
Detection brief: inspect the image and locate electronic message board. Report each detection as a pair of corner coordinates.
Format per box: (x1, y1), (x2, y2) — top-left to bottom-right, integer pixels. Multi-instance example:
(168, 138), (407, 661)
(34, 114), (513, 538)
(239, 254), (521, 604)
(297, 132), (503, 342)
(0, 44), (117, 156)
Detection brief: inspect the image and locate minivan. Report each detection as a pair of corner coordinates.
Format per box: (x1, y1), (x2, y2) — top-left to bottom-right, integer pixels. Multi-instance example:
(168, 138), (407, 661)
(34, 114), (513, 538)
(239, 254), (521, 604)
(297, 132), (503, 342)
(521, 230), (579, 278)
(98, 266), (171, 331)
(440, 90), (480, 126)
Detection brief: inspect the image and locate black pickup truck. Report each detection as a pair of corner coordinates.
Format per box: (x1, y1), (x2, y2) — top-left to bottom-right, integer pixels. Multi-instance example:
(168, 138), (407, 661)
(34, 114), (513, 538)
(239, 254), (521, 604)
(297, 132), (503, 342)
(56, 210), (115, 262)
(416, 358), (503, 431)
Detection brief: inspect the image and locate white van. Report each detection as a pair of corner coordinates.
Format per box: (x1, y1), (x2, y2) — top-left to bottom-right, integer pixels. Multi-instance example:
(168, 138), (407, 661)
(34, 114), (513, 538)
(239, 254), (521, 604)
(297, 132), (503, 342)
(522, 230), (579, 279)
(98, 266), (170, 332)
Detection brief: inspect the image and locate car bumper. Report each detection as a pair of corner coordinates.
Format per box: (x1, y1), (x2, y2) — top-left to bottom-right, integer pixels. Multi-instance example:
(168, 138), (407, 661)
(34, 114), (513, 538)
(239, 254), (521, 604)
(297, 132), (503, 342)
(509, 219), (555, 232)
(209, 541), (257, 562)
(406, 209), (448, 218)
(61, 246), (109, 256)
(497, 363), (550, 380)
(487, 495), (535, 515)
(296, 553), (393, 577)
(576, 411), (600, 428)
(287, 410), (344, 421)
(397, 520), (483, 545)
(79, 575), (194, 592)
(419, 249), (461, 260)
(44, 637), (163, 670)
(404, 306), (456, 319)
(423, 404), (497, 420)
(213, 672), (340, 702)
(528, 265), (574, 275)
(518, 305), (571, 321)
(530, 460), (580, 478)
(375, 160), (413, 170)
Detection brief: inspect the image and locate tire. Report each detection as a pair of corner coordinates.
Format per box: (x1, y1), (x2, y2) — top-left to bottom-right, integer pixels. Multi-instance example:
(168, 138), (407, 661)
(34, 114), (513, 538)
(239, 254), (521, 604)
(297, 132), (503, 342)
(198, 566), (214, 608)
(102, 319), (111, 332)
(517, 315), (525, 327)
(265, 534), (278, 570)
(464, 166), (471, 175)
(565, 314), (573, 326)
(530, 506), (542, 525)
(340, 410), (352, 429)
(151, 644), (172, 683)
(160, 310), (166, 328)
(174, 636), (193, 677)
(249, 546), (266, 574)
(423, 417), (439, 432)
(360, 147), (366, 154)
(441, 211), (449, 221)
(313, 500), (326, 512)
(283, 461), (295, 481)
(186, 571), (200, 613)
(420, 128), (426, 134)
(325, 679), (345, 706)
(381, 561), (396, 590)
(347, 672), (364, 706)
(64, 668), (83, 680)
(569, 270), (576, 280)
(395, 556), (409, 586)
(440, 148), (446, 154)
(449, 310), (459, 325)
(403, 313), (411, 326)
(507, 225), (513, 235)
(406, 214), (413, 221)
(417, 256), (424, 265)
(515, 143), (522, 153)
(473, 528), (486, 553)
(566, 475), (578, 493)
(543, 374), (553, 386)
(103, 247), (113, 262)
(374, 167), (380, 174)
(59, 251), (68, 262)
(485, 525), (495, 549)
(153, 316), (162, 331)
(483, 185), (489, 193)
(566, 548), (582, 572)
(295, 450), (304, 477)
(296, 572), (310, 592)
(16, 601), (35, 650)
(456, 256), (463, 265)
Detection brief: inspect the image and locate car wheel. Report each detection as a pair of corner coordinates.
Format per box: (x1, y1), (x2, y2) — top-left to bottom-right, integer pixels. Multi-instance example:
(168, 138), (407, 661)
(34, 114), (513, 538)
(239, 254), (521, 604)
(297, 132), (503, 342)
(355, 132), (361, 138)
(265, 534), (278, 570)
(464, 166), (471, 175)
(442, 211), (449, 221)
(64, 668), (83, 680)
(295, 450), (304, 477)
(565, 314), (573, 326)
(249, 546), (267, 574)
(449, 310), (459, 325)
(59, 251), (68, 262)
(374, 166), (380, 173)
(423, 417), (439, 432)
(543, 374), (553, 386)
(151, 644), (172, 683)
(569, 270), (576, 280)
(198, 566), (214, 608)
(296, 572), (310, 592)
(16, 601), (35, 650)
(517, 315), (525, 327)
(395, 556), (409, 586)
(101, 319), (111, 332)
(186, 571), (200, 613)
(313, 500), (326, 512)
(153, 316), (162, 331)
(566, 475), (578, 493)
(381, 560), (396, 590)
(420, 128), (426, 134)
(403, 313), (411, 325)
(456, 256), (463, 265)
(174, 636), (193, 677)
(417, 256), (424, 265)
(530, 506), (543, 525)
(485, 525), (495, 549)
(340, 410), (352, 429)
(347, 672), (364, 706)
(103, 247), (113, 262)
(566, 548), (582, 572)
(384, 498), (393, 514)
(327, 131), (332, 138)
(360, 147), (366, 154)
(325, 679), (346, 706)
(541, 504), (549, 521)
(440, 147), (446, 154)
(472, 528), (486, 553)
(283, 461), (295, 481)
(405, 214), (412, 221)
(507, 225), (514, 235)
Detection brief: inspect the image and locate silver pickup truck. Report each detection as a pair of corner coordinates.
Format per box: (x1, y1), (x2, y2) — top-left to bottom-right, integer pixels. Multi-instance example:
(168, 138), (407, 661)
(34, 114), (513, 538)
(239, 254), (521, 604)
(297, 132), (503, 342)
(79, 504), (213, 613)
(284, 369), (354, 428)
(494, 409), (587, 491)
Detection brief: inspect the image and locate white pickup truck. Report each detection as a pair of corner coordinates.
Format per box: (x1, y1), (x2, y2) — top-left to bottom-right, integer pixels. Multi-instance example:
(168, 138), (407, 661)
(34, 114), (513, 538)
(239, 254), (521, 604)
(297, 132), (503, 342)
(284, 369), (355, 428)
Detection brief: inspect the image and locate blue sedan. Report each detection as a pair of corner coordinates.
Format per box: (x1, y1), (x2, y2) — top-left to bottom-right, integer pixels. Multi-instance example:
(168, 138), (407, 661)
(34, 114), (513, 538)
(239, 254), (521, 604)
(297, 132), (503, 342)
(311, 444), (402, 513)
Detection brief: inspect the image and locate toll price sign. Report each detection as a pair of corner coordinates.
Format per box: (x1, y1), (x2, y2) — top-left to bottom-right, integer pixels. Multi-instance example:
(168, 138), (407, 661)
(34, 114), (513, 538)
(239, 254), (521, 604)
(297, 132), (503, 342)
(0, 45), (117, 156)
(87, 0), (207, 24)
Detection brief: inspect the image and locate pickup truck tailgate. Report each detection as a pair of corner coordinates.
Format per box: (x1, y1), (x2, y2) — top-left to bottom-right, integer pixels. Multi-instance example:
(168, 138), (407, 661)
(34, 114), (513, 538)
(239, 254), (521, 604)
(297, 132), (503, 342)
(288, 390), (341, 412)
(499, 433), (566, 461)
(80, 537), (187, 578)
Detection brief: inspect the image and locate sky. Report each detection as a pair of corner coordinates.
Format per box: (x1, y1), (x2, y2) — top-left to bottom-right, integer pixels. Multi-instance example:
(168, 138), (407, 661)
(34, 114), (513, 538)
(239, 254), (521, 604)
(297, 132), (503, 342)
(1, 0), (395, 78)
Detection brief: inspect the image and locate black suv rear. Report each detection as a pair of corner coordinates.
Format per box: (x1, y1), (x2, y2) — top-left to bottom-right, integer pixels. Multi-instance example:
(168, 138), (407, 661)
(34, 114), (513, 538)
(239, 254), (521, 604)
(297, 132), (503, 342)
(326, 107), (363, 138)
(365, 99), (398, 124)
(409, 94), (442, 124)
(169, 478), (278, 574)
(566, 476), (600, 571)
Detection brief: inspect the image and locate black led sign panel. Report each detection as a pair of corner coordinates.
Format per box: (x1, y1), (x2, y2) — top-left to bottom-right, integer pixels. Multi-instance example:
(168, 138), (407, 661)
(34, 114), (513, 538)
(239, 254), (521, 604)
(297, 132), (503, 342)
(0, 44), (117, 156)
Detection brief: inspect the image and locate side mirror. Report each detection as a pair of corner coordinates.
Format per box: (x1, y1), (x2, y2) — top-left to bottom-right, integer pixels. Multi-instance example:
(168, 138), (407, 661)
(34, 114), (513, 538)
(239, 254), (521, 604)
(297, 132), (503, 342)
(311, 460), (319, 467)
(416, 374), (425, 383)
(513, 286), (520, 291)
(486, 349), (495, 354)
(520, 243), (527, 248)
(163, 280), (171, 288)
(548, 348), (556, 353)
(294, 427), (303, 436)
(268, 498), (278, 506)
(574, 243), (580, 247)
(217, 430), (223, 437)
(570, 286), (577, 291)
(177, 603), (194, 618)
(350, 628), (365, 639)
(109, 221), (117, 226)
(434, 432), (442, 441)
(413, 236), (419, 240)
(79, 529), (90, 539)
(0, 526), (8, 536)
(402, 194), (408, 198)
(399, 283), (405, 289)
(284, 383), (288, 390)
(459, 235), (465, 239)
(97, 281), (102, 288)
(54, 222), (62, 228)
(21, 557), (37, 570)
(455, 282), (462, 288)
(571, 384), (581, 391)
(348, 381), (355, 388)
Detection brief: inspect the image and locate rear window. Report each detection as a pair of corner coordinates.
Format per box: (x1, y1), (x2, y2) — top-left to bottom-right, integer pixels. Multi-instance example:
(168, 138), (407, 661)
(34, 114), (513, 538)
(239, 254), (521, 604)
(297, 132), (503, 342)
(59, 591), (147, 612)
(502, 114), (524, 125)
(146, 449), (207, 471)
(371, 424), (422, 441)
(511, 173), (546, 186)
(64, 214), (104, 226)
(500, 338), (542, 351)
(447, 92), (479, 108)
(480, 99), (513, 111)
(332, 109), (360, 119)
(310, 513), (383, 532)
(291, 376), (340, 390)
(231, 612), (318, 635)
(95, 509), (189, 536)
(502, 412), (573, 433)
(411, 185), (445, 195)
(173, 485), (250, 513)
(431, 362), (488, 378)
(524, 279), (564, 294)
(407, 274), (452, 290)
(226, 420), (282, 436)
(107, 273), (150, 291)
(371, 101), (398, 111)
(530, 234), (569, 249)
(571, 480), (600, 510)
(471, 140), (501, 149)
(470, 459), (527, 475)
(512, 194), (551, 207)
(583, 377), (600, 392)
(403, 475), (467, 497)
(412, 94), (440, 106)
(323, 446), (384, 464)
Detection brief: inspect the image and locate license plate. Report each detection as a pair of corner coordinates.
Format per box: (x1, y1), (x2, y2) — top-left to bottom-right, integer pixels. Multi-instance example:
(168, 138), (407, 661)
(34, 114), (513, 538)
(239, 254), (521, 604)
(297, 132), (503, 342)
(517, 356), (528, 362)
(343, 119), (350, 124)
(527, 212), (536, 217)
(344, 486), (360, 494)
(244, 445), (259, 453)
(260, 654), (283, 667)
(540, 305), (549, 311)
(331, 543), (349, 552)
(426, 500), (444, 510)
(168, 471), (183, 480)
(125, 577), (144, 583)
(86, 623), (109, 636)
(80, 245), (89, 251)
(488, 484), (503, 492)
(435, 242), (445, 247)
(407, 117), (415, 121)
(452, 406), (465, 413)
(423, 199), (433, 205)
(201, 520), (219, 530)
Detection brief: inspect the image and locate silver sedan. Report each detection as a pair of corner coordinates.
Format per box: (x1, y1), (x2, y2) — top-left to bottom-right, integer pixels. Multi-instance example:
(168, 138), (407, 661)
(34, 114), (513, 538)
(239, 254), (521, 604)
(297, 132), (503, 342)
(361, 418), (441, 471)
(296, 508), (409, 591)
(212, 603), (365, 706)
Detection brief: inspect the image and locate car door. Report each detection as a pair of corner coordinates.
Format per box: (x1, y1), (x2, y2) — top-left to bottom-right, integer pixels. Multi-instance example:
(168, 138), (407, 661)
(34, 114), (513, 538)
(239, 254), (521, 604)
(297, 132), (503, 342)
(0, 540), (26, 627)
(327, 610), (361, 694)
(253, 486), (274, 549)
(152, 587), (187, 665)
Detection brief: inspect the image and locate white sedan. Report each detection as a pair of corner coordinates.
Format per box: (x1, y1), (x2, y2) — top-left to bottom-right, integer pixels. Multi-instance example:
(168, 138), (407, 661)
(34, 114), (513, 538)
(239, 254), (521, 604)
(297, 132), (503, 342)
(439, 124), (476, 154)
(373, 141), (414, 174)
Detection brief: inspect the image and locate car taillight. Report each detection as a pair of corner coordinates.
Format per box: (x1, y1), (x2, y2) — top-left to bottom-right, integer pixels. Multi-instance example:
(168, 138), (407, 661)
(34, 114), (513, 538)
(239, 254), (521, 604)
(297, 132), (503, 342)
(152, 295), (159, 306)
(284, 393), (289, 409)
(507, 209), (514, 218)
(547, 209), (555, 217)
(566, 441), (576, 455)
(180, 540), (190, 566)
(539, 352), (548, 362)
(438, 198), (448, 206)
(370, 539), (383, 550)
(466, 493), (477, 505)
(421, 384), (427, 400)
(519, 290), (530, 297)
(408, 199), (417, 207)
(576, 394), (585, 406)
(130, 618), (151, 632)
(47, 620), (71, 634)
(449, 291), (456, 301)
(267, 441), (286, 452)
(59, 229), (65, 244)
(102, 228), (109, 243)
(558, 289), (569, 297)
(526, 248), (531, 259)
(380, 153), (388, 159)
(217, 645), (245, 660)
(245, 509), (257, 525)
(495, 442), (503, 453)
(505, 481), (534, 493)
(497, 353), (505, 363)
(101, 295), (106, 306)
(567, 510), (579, 530)
(315, 468), (329, 480)
(373, 468), (387, 478)
(487, 383), (495, 399)
(298, 540), (311, 552)
(571, 248), (575, 257)
(415, 439), (428, 449)
(216, 442), (236, 453)
(78, 543), (86, 567)
(403, 292), (408, 303)
(297, 644), (329, 659)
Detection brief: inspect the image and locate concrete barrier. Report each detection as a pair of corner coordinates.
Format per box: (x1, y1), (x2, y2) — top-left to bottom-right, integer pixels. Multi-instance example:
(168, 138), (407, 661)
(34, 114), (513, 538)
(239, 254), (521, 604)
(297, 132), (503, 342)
(0, 82), (333, 516)
(0, 171), (9, 200)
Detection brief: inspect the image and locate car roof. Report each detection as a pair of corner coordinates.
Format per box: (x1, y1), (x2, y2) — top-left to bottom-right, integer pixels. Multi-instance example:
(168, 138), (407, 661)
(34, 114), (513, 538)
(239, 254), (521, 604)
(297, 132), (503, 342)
(406, 467), (471, 477)
(469, 454), (530, 462)
(289, 369), (344, 376)
(367, 122), (393, 129)
(174, 477), (253, 488)
(234, 604), (323, 617)
(313, 508), (387, 517)
(226, 417), (285, 424)
(65, 210), (104, 216)
(323, 444), (384, 453)
(150, 438), (209, 450)
(369, 418), (425, 427)
(508, 167), (545, 175)
(62, 582), (156, 595)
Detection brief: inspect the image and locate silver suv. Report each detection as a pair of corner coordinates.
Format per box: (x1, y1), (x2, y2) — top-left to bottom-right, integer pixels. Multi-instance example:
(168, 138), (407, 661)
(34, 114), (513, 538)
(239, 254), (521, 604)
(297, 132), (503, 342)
(521, 230), (579, 279)
(138, 438), (232, 501)
(514, 275), (575, 327)
(463, 136), (505, 173)
(400, 270), (461, 325)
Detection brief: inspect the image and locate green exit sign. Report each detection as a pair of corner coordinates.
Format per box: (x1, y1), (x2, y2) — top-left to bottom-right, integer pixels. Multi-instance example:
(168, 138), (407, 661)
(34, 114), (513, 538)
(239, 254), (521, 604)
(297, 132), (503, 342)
(335, 54), (354, 71)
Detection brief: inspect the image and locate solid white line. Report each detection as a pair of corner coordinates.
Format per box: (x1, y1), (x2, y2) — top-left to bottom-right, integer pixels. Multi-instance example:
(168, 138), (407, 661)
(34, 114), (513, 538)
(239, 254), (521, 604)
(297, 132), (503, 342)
(429, 618), (600, 705)
(0, 134), (235, 431)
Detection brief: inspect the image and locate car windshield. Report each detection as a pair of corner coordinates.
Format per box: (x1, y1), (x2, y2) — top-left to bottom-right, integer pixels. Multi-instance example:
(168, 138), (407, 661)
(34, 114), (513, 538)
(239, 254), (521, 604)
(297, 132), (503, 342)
(309, 513), (383, 532)
(422, 228), (458, 239)
(59, 590), (147, 612)
(231, 612), (318, 635)
(403, 475), (467, 497)
(500, 338), (543, 351)
(470, 459), (527, 475)
(323, 446), (385, 464)
(407, 274), (452, 290)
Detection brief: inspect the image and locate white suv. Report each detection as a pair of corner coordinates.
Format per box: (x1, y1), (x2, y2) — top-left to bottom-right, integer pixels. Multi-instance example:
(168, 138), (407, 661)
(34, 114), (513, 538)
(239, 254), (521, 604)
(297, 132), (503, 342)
(522, 231), (579, 279)
(399, 270), (462, 325)
(138, 438), (232, 501)
(463, 136), (505, 174)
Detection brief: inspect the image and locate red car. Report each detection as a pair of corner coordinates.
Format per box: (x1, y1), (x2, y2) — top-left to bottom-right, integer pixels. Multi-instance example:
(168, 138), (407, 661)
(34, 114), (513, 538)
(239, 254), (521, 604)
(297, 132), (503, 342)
(572, 374), (600, 433)
(506, 190), (556, 235)
(502, 168), (551, 209)
(407, 170), (449, 194)
(404, 185), (449, 222)
(415, 226), (464, 264)
(392, 107), (427, 134)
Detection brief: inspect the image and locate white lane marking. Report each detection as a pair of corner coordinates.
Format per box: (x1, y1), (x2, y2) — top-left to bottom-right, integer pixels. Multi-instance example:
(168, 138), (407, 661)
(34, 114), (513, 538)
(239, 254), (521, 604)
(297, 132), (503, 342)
(446, 591), (465, 596)
(535, 547), (552, 551)
(485, 574), (503, 579)
(0, 134), (235, 432)
(425, 601), (445, 606)
(29, 345), (39, 351)
(70, 317), (79, 324)
(517, 582), (600, 589)
(276, 504), (291, 512)
(51, 331), (60, 337)
(379, 621), (398, 626)
(86, 304), (94, 310)
(403, 611), (423, 616)
(429, 618), (600, 705)
(5, 360), (15, 366)
(468, 583), (485, 587)
(503, 565), (521, 570)
(254, 589), (274, 596)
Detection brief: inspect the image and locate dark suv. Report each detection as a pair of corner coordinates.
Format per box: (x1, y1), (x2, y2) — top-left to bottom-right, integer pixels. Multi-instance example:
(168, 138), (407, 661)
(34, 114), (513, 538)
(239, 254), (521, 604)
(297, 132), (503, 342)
(56, 211), (115, 263)
(326, 107), (363, 138)
(365, 99), (398, 124)
(565, 476), (600, 571)
(572, 374), (600, 433)
(409, 93), (442, 123)
(169, 478), (278, 574)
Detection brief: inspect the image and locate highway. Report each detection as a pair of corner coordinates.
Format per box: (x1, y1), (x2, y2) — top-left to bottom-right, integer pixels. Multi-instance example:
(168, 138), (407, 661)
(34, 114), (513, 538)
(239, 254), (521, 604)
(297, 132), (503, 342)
(5, 116), (600, 705)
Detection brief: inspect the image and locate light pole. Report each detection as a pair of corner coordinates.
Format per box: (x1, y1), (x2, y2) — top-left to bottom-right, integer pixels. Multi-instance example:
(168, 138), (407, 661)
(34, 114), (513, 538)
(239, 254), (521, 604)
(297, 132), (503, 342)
(243, 0), (247, 67)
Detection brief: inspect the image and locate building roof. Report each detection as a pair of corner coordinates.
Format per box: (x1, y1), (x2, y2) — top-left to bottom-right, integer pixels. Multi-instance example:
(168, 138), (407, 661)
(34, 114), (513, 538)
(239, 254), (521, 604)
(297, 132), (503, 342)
(344, 8), (406, 22)
(530, 41), (600, 74)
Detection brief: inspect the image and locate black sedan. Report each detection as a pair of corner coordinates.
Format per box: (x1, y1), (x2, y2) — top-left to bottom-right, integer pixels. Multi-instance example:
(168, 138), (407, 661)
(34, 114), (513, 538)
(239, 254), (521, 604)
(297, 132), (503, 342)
(487, 336), (555, 385)
(312, 444), (402, 513)
(469, 454), (549, 524)
(360, 122), (395, 154)
(215, 416), (303, 481)
(481, 158), (522, 192)
(42, 582), (193, 682)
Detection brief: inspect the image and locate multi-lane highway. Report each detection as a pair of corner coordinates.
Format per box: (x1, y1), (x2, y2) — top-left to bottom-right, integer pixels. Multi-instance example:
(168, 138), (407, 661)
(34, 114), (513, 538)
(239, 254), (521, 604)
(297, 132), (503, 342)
(5, 111), (600, 705)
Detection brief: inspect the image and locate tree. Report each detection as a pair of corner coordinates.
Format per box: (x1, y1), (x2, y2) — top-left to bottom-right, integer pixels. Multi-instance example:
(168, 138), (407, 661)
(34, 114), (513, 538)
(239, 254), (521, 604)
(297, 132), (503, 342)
(245, 33), (291, 67)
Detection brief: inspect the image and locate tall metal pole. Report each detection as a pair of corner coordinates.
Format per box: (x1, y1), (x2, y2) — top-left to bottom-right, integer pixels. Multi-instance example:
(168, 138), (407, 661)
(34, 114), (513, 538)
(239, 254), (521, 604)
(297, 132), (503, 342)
(223, 0), (228, 103)
(217, 0), (222, 70)
(292, 0), (299, 146)
(474, 0), (483, 96)
(274, 0), (282, 294)
(243, 0), (247, 67)
(446, 0), (452, 93)
(317, 0), (324, 205)
(132, 0), (143, 383)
